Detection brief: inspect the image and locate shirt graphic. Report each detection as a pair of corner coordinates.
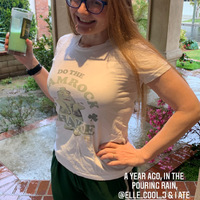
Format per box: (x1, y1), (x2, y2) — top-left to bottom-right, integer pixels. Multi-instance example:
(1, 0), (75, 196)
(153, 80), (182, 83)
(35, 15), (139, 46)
(57, 87), (85, 135)
(49, 69), (99, 136)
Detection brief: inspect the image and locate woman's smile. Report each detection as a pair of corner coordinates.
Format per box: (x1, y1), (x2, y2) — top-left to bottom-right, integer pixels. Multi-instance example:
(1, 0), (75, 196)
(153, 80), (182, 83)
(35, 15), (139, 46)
(77, 16), (96, 24)
(69, 2), (109, 40)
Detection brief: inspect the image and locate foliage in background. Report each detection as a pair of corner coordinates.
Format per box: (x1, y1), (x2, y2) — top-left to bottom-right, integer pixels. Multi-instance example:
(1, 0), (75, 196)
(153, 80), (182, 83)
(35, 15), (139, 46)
(146, 99), (174, 146)
(179, 53), (190, 62)
(0, 22), (6, 51)
(146, 99), (174, 166)
(24, 8), (53, 91)
(29, 15), (37, 40)
(183, 39), (199, 50)
(179, 29), (187, 49)
(189, 0), (200, 18)
(132, 0), (148, 38)
(180, 29), (187, 43)
(33, 7), (53, 72)
(23, 76), (39, 92)
(0, 77), (12, 85)
(0, 93), (56, 133)
(0, 95), (36, 130)
(146, 99), (200, 175)
(38, 96), (56, 115)
(0, 0), (37, 40)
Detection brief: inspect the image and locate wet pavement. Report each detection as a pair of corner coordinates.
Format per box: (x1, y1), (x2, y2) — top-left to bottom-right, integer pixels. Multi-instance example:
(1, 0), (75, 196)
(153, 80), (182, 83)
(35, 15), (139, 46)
(0, 117), (56, 181)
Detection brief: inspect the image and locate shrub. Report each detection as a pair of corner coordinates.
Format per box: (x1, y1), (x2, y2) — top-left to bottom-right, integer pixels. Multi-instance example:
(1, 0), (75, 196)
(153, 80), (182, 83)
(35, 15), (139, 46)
(132, 0), (148, 38)
(0, 0), (37, 40)
(0, 24), (6, 51)
(37, 96), (56, 115)
(0, 77), (12, 85)
(179, 53), (190, 62)
(25, 9), (53, 91)
(0, 94), (36, 129)
(33, 8), (53, 72)
(23, 77), (39, 92)
(183, 39), (199, 50)
(146, 99), (174, 164)
(179, 29), (187, 49)
(180, 29), (187, 43)
(146, 99), (173, 170)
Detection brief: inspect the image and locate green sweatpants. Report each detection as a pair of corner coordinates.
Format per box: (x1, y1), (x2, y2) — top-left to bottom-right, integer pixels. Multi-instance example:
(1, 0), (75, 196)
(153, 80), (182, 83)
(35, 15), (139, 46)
(51, 151), (139, 200)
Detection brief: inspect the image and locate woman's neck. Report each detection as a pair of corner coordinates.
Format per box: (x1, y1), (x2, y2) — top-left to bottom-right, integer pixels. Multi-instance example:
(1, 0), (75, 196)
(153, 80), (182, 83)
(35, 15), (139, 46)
(79, 32), (109, 48)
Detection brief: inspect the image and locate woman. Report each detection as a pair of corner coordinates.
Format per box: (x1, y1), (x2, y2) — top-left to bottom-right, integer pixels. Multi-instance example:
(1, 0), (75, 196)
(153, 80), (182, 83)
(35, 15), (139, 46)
(5, 0), (200, 199)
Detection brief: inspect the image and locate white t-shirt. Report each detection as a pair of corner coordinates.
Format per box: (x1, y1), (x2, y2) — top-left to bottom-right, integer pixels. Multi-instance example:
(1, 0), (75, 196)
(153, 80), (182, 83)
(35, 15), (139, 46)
(47, 33), (171, 180)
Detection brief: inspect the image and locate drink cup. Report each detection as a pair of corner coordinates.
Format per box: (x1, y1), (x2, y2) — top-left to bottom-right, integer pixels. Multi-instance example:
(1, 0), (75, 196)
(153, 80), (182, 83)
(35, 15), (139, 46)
(8, 8), (33, 56)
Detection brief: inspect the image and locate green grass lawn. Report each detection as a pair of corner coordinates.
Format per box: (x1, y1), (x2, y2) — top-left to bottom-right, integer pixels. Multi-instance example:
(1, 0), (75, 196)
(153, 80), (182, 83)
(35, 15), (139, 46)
(183, 19), (200, 23)
(176, 49), (200, 70)
(184, 49), (200, 60)
(176, 60), (200, 70)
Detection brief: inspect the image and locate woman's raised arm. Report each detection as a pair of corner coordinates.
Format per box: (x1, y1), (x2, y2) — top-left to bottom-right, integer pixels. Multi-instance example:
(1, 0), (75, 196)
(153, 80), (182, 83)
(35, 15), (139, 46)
(4, 33), (53, 101)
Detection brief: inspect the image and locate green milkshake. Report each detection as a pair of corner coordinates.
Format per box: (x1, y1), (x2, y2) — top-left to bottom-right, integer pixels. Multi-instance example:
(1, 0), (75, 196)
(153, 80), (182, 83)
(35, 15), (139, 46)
(8, 31), (27, 54)
(8, 8), (33, 56)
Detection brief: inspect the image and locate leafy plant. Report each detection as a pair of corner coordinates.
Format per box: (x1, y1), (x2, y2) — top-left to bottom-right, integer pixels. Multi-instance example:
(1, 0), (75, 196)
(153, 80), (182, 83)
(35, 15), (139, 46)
(179, 53), (190, 62)
(33, 7), (53, 72)
(146, 99), (174, 165)
(0, 94), (36, 129)
(23, 76), (39, 92)
(37, 96), (56, 115)
(0, 0), (37, 40)
(0, 24), (6, 51)
(179, 29), (187, 49)
(132, 0), (148, 38)
(183, 39), (199, 50)
(180, 29), (187, 43)
(24, 9), (53, 91)
(145, 100), (176, 172)
(0, 77), (12, 85)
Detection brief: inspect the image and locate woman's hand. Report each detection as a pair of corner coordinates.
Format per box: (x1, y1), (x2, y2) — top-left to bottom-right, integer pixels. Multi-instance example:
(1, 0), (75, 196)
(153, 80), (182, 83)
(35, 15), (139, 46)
(96, 141), (147, 166)
(4, 32), (39, 69)
(5, 33), (53, 101)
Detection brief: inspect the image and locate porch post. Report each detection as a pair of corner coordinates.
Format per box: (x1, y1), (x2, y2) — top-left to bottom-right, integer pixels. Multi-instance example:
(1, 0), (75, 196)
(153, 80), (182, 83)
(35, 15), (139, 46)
(147, 0), (184, 66)
(50, 0), (72, 50)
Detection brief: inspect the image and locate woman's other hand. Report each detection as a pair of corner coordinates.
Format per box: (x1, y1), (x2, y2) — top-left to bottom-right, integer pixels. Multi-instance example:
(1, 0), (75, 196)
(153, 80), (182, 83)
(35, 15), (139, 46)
(97, 142), (147, 166)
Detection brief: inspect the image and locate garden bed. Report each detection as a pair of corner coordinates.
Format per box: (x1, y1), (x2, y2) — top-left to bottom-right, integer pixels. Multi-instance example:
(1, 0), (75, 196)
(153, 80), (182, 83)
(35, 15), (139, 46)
(0, 75), (56, 133)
